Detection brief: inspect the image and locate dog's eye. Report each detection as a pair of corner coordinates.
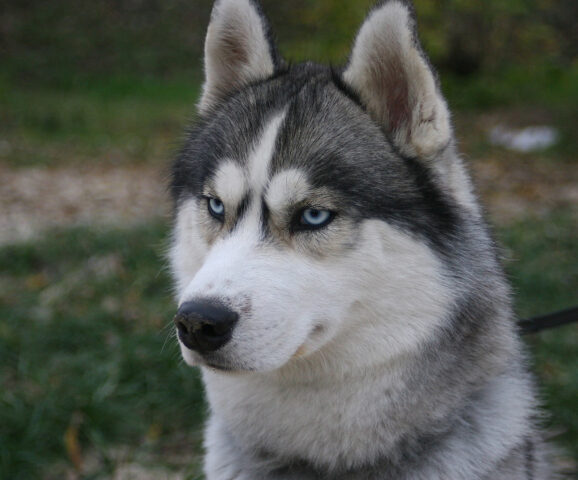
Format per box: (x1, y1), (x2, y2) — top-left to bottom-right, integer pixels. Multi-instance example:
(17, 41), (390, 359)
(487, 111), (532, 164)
(207, 197), (225, 219)
(299, 208), (334, 229)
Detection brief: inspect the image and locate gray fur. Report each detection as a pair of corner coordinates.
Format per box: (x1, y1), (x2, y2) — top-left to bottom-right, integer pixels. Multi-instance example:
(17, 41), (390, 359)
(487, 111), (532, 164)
(170, 1), (555, 478)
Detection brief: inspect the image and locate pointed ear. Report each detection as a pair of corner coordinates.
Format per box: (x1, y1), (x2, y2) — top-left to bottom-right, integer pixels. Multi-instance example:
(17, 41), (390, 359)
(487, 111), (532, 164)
(199, 0), (279, 114)
(343, 0), (451, 159)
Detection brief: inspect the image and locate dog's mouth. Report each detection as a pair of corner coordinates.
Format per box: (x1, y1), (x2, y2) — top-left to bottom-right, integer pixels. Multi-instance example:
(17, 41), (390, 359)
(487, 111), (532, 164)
(291, 344), (308, 359)
(290, 323), (328, 360)
(204, 362), (234, 372)
(178, 320), (331, 372)
(195, 350), (256, 373)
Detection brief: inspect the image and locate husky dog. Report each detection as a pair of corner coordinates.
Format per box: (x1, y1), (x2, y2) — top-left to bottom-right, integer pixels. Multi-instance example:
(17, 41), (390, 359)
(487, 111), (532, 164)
(170, 0), (553, 478)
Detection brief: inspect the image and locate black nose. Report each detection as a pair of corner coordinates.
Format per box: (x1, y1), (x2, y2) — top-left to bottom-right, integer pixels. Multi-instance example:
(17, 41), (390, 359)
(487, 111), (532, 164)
(174, 299), (239, 353)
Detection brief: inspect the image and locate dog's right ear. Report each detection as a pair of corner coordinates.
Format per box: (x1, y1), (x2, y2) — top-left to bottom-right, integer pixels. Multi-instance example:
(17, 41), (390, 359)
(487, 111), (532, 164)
(199, 0), (279, 114)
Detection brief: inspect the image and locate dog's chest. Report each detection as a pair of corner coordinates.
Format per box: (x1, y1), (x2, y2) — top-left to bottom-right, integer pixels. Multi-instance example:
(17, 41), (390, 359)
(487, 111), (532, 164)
(202, 368), (408, 469)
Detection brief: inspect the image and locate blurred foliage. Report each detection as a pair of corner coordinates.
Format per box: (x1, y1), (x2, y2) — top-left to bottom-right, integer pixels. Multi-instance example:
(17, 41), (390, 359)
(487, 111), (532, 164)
(0, 0), (576, 87)
(0, 0), (212, 86)
(412, 0), (577, 74)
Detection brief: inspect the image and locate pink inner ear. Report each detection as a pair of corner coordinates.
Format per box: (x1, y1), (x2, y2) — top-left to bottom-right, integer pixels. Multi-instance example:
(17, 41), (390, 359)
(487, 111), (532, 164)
(380, 55), (411, 135)
(219, 24), (250, 66)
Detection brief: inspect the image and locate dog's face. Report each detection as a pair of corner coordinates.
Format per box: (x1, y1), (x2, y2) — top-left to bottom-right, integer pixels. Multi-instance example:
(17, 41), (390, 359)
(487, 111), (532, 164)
(171, 0), (471, 373)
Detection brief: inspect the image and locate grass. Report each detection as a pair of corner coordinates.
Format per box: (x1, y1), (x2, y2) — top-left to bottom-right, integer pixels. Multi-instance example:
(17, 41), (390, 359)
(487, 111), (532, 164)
(0, 224), (205, 479)
(500, 211), (578, 463)
(0, 75), (200, 168)
(0, 211), (576, 478)
(2, 59), (577, 168)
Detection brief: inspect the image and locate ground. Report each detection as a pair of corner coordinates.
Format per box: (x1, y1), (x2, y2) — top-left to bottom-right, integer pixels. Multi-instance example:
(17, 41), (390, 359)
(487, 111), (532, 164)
(0, 164), (168, 245)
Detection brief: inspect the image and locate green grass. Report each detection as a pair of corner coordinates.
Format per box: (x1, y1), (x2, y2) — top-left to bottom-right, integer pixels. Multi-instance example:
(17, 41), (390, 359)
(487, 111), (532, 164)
(0, 75), (200, 168)
(0, 224), (205, 479)
(500, 210), (578, 462)
(0, 211), (576, 478)
(443, 63), (578, 112)
(2, 59), (577, 168)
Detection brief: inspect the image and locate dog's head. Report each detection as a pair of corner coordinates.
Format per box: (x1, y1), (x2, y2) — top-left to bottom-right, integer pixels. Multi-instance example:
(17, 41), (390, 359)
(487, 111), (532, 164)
(170, 0), (479, 373)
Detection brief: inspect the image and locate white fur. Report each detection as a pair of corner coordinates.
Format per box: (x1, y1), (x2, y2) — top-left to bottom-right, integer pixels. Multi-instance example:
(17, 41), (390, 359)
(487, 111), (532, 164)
(171, 94), (469, 462)
(204, 368), (536, 479)
(200, 0), (275, 113)
(264, 169), (311, 216)
(173, 113), (452, 371)
(170, 199), (208, 296)
(206, 111), (287, 206)
(198, 219), (453, 473)
(247, 111), (286, 192)
(414, 372), (536, 479)
(173, 205), (455, 468)
(210, 160), (248, 207)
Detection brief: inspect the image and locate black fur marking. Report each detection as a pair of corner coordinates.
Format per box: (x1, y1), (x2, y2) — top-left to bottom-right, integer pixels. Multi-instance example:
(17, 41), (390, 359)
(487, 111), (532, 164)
(171, 86), (275, 204)
(395, 154), (460, 248)
(259, 198), (271, 240)
(330, 66), (365, 110)
(231, 194), (252, 233)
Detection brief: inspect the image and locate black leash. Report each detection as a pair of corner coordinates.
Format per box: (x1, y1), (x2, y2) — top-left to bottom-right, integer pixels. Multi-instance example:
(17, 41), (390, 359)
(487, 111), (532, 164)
(518, 306), (578, 335)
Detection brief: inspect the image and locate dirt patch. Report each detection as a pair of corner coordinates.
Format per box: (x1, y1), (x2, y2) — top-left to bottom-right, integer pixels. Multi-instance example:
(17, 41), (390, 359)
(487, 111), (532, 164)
(472, 155), (578, 224)
(0, 164), (171, 244)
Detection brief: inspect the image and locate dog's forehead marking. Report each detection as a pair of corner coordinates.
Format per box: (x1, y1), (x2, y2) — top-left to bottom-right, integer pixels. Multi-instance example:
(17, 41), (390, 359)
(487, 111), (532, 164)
(213, 160), (247, 206)
(211, 110), (287, 208)
(246, 109), (287, 195)
(265, 169), (311, 214)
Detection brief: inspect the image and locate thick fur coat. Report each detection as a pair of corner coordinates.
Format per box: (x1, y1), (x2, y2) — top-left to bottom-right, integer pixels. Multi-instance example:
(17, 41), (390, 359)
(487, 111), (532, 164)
(169, 1), (554, 478)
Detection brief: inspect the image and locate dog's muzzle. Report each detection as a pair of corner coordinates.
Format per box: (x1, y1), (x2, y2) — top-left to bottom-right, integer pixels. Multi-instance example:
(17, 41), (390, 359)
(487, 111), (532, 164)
(174, 299), (239, 353)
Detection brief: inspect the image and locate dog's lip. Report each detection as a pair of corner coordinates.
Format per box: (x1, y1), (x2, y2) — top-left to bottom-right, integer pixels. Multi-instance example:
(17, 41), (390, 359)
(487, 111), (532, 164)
(201, 356), (255, 373)
(204, 360), (234, 372)
(290, 323), (327, 359)
(291, 343), (308, 359)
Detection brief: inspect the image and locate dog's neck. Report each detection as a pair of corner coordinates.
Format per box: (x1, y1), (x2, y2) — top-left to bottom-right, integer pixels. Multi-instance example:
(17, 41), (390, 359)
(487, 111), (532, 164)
(201, 324), (527, 479)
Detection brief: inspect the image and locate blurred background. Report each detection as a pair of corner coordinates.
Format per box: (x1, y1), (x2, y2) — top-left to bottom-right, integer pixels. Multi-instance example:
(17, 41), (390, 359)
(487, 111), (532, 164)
(0, 0), (576, 478)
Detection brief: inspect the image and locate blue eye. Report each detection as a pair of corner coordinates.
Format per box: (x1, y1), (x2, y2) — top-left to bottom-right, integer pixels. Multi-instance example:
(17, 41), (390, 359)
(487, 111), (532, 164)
(300, 208), (333, 228)
(208, 197), (225, 218)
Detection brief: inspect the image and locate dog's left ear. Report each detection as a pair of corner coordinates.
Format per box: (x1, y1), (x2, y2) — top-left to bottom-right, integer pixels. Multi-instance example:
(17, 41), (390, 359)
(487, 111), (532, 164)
(343, 0), (451, 159)
(199, 0), (279, 114)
